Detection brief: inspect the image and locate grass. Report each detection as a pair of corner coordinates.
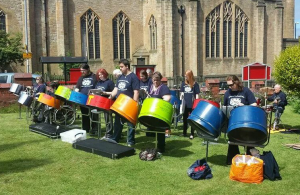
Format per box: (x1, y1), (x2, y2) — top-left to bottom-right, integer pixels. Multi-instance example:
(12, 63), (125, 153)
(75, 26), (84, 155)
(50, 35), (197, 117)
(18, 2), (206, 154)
(0, 106), (300, 195)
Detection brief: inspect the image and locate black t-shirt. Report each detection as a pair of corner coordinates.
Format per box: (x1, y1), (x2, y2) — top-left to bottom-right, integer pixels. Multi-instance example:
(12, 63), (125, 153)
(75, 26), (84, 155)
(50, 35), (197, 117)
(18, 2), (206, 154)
(116, 72), (140, 98)
(223, 87), (256, 106)
(180, 82), (200, 108)
(76, 73), (97, 95)
(148, 84), (170, 99)
(95, 79), (115, 98)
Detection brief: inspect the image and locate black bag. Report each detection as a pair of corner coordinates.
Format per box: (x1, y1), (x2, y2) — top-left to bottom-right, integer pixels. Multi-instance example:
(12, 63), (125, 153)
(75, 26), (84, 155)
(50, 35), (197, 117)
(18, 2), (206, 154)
(260, 151), (282, 181)
(139, 148), (158, 161)
(187, 158), (213, 180)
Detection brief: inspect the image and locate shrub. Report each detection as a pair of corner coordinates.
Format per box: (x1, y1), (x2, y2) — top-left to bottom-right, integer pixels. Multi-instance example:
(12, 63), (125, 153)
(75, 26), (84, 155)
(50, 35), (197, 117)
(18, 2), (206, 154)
(288, 96), (300, 114)
(273, 45), (300, 97)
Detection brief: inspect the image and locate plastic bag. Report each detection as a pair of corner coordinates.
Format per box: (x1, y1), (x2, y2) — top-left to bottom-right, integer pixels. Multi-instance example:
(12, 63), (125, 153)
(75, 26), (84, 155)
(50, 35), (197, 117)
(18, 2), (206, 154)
(229, 155), (263, 184)
(139, 148), (158, 161)
(187, 158), (213, 180)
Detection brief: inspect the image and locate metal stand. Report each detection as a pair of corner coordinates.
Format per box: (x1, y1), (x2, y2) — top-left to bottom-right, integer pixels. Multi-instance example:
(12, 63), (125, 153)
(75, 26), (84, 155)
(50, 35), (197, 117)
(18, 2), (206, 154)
(18, 104), (22, 119)
(90, 109), (107, 139)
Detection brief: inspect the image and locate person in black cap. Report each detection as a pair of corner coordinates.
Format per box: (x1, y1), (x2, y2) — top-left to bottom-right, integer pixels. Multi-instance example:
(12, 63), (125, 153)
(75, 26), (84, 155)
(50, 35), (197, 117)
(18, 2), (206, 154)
(75, 63), (97, 134)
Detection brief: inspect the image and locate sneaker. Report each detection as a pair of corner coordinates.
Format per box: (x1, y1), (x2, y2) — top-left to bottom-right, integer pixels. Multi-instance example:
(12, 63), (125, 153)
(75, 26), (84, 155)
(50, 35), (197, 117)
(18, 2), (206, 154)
(189, 135), (194, 140)
(127, 143), (134, 147)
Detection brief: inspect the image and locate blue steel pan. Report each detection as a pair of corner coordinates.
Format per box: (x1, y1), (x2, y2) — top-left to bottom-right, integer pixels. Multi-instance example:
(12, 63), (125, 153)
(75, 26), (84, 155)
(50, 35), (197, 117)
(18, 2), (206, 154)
(227, 106), (267, 145)
(187, 101), (225, 138)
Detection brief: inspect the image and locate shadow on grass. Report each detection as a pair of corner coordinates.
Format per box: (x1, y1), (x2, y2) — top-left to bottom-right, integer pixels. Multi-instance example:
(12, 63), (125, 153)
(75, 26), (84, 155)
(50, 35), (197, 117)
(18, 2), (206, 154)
(207, 154), (227, 167)
(0, 158), (53, 175)
(0, 139), (46, 153)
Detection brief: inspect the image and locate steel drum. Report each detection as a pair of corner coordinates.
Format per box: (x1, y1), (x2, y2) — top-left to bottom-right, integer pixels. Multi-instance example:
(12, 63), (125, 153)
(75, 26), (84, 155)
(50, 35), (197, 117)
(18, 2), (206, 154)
(68, 91), (88, 106)
(9, 83), (24, 96)
(138, 98), (173, 131)
(170, 95), (181, 110)
(110, 94), (139, 125)
(38, 93), (62, 109)
(55, 86), (72, 100)
(18, 92), (33, 107)
(86, 94), (114, 111)
(192, 99), (220, 109)
(188, 101), (225, 138)
(227, 106), (267, 145)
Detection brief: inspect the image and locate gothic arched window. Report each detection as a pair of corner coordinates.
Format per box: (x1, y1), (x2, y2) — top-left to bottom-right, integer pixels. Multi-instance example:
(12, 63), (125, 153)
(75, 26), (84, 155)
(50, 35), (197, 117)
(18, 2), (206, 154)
(80, 9), (100, 59)
(149, 15), (157, 50)
(235, 6), (248, 58)
(205, 5), (220, 58)
(205, 1), (249, 59)
(113, 12), (130, 60)
(0, 9), (6, 31)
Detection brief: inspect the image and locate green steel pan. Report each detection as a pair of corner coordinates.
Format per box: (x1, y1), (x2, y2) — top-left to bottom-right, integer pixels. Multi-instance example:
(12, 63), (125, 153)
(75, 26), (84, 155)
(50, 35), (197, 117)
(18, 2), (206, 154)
(138, 98), (173, 131)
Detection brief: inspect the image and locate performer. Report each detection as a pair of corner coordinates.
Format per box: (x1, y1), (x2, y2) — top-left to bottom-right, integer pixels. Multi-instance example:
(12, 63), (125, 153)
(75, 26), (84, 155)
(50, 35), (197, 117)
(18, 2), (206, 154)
(112, 69), (122, 79)
(180, 70), (200, 139)
(266, 84), (287, 121)
(109, 59), (140, 146)
(146, 68), (153, 79)
(95, 68), (115, 138)
(139, 70), (152, 102)
(47, 81), (60, 97)
(75, 63), (97, 134)
(223, 75), (257, 165)
(147, 71), (171, 152)
(32, 76), (46, 97)
(28, 76), (46, 122)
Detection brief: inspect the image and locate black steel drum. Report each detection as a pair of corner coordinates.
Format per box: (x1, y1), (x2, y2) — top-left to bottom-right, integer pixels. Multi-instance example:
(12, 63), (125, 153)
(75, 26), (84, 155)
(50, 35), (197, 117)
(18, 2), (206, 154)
(227, 106), (267, 145)
(9, 83), (24, 96)
(18, 92), (33, 107)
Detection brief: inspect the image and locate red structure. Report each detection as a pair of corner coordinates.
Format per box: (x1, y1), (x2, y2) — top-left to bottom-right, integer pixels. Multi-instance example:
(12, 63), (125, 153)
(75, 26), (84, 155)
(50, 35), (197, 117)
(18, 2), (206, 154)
(242, 62), (271, 88)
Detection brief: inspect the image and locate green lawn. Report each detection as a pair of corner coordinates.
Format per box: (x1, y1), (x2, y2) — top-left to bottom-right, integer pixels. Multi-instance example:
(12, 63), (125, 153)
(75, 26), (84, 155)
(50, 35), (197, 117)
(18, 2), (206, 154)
(0, 106), (300, 195)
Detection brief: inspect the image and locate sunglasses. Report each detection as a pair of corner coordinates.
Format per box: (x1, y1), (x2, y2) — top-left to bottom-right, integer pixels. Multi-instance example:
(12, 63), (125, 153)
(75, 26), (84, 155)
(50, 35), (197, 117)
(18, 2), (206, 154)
(36, 78), (40, 80)
(227, 84), (234, 87)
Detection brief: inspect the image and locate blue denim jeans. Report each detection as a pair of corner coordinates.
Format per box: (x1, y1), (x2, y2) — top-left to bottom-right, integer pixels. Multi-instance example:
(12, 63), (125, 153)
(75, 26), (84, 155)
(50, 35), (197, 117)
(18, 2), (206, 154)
(112, 114), (135, 145)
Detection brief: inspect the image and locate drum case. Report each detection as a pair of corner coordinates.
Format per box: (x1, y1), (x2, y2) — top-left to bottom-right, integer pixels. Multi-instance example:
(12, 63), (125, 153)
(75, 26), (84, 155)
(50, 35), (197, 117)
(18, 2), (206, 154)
(73, 138), (135, 159)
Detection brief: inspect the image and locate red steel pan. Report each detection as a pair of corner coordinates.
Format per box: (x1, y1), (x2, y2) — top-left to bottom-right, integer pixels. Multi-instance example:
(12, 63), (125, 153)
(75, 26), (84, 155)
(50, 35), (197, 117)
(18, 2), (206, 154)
(86, 94), (114, 111)
(192, 99), (220, 109)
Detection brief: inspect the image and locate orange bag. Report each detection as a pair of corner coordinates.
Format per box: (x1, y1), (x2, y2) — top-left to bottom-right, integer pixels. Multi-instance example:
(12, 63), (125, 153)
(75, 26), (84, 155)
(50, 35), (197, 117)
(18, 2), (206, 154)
(229, 155), (264, 184)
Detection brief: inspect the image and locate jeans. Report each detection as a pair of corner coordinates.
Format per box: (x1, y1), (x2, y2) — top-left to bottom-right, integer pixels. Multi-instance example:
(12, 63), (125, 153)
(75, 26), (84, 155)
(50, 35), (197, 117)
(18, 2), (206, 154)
(112, 114), (135, 145)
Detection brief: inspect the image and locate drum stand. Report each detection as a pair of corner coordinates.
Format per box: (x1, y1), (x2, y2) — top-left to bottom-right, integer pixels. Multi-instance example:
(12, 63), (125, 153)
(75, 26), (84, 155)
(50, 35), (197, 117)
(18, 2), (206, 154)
(137, 123), (165, 149)
(90, 109), (109, 139)
(171, 104), (182, 132)
(197, 133), (219, 162)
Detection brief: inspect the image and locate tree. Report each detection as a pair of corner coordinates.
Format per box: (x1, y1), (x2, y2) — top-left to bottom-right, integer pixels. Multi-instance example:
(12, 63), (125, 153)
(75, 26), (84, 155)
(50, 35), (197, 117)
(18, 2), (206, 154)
(58, 51), (80, 75)
(0, 31), (24, 72)
(273, 45), (300, 97)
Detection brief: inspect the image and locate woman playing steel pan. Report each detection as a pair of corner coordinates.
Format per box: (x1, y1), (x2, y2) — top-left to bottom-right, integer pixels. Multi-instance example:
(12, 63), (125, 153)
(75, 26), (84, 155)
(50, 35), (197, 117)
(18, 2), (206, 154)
(94, 68), (115, 138)
(146, 71), (171, 153)
(139, 70), (152, 103)
(223, 75), (257, 165)
(180, 70), (200, 139)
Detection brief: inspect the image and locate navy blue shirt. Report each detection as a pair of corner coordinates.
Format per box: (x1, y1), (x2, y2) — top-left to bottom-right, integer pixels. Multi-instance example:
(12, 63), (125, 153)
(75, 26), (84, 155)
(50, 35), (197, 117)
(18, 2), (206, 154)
(148, 84), (170, 99)
(224, 87), (256, 106)
(95, 79), (115, 98)
(76, 73), (97, 95)
(33, 83), (46, 97)
(267, 91), (287, 109)
(139, 78), (152, 100)
(180, 82), (200, 108)
(116, 72), (140, 98)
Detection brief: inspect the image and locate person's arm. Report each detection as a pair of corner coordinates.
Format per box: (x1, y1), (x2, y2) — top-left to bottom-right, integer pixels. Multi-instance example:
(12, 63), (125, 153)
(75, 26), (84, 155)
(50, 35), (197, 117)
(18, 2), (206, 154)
(75, 77), (82, 92)
(109, 87), (118, 99)
(162, 94), (171, 102)
(194, 82), (200, 99)
(133, 90), (139, 102)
